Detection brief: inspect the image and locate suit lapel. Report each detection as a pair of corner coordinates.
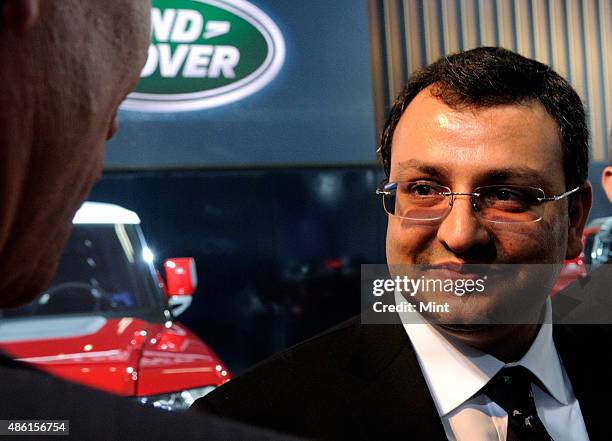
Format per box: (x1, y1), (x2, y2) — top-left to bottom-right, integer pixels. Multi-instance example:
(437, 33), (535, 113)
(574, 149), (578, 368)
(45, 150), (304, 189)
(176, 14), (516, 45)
(346, 322), (448, 441)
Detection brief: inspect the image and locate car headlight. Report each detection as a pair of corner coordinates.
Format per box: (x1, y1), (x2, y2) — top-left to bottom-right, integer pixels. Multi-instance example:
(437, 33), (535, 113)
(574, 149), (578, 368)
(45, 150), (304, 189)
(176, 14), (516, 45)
(136, 386), (216, 411)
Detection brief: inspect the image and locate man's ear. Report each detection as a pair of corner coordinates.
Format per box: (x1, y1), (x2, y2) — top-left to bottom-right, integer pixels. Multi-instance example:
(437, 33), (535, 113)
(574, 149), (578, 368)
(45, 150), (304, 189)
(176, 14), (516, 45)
(3, 0), (40, 32)
(106, 114), (119, 140)
(565, 182), (593, 260)
(601, 166), (612, 203)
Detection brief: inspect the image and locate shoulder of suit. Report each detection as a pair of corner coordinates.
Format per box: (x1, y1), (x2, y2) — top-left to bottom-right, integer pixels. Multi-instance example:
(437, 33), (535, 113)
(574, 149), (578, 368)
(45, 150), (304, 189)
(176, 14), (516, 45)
(553, 265), (612, 324)
(240, 314), (407, 377)
(553, 322), (612, 356)
(192, 314), (413, 437)
(196, 315), (410, 412)
(226, 315), (366, 380)
(0, 354), (284, 440)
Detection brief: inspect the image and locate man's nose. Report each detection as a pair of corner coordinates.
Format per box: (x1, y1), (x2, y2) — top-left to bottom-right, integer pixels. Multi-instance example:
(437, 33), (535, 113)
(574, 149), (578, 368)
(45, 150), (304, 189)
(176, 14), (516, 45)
(436, 195), (491, 254)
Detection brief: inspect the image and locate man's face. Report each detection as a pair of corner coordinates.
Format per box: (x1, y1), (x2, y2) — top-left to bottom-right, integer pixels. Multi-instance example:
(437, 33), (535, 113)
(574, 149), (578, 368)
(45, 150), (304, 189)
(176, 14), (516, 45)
(386, 87), (584, 324)
(0, 0), (151, 307)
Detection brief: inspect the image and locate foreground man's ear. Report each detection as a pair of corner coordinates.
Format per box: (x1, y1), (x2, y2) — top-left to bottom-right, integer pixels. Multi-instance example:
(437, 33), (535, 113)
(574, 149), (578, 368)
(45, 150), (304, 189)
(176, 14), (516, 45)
(3, 0), (40, 32)
(106, 113), (119, 140)
(565, 181), (593, 260)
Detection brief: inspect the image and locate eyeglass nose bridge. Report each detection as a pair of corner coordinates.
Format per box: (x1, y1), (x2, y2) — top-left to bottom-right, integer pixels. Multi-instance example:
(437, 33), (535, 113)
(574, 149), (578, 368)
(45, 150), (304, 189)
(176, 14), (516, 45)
(441, 190), (482, 212)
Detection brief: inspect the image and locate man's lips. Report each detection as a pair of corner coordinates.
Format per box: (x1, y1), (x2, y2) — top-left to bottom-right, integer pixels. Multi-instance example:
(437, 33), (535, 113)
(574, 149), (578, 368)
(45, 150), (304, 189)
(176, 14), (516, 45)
(424, 262), (489, 280)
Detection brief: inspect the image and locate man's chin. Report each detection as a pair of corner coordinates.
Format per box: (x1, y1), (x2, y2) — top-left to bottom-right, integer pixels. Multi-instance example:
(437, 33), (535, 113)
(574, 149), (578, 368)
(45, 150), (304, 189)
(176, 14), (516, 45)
(434, 322), (525, 359)
(412, 293), (501, 326)
(436, 323), (491, 333)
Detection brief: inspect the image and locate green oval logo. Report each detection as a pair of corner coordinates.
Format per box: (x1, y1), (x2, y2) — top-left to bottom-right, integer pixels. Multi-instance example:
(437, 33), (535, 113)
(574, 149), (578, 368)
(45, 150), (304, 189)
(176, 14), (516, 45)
(122, 0), (285, 112)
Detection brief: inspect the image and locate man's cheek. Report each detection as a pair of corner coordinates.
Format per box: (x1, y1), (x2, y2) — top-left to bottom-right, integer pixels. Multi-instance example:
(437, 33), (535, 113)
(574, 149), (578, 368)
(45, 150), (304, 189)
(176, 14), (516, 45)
(385, 220), (429, 264)
(494, 225), (563, 264)
(386, 220), (404, 264)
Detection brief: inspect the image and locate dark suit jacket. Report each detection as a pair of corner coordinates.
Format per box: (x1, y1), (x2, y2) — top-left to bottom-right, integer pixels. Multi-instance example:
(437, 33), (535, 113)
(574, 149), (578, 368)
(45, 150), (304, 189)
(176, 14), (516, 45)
(193, 315), (611, 441)
(0, 354), (300, 441)
(553, 265), (612, 323)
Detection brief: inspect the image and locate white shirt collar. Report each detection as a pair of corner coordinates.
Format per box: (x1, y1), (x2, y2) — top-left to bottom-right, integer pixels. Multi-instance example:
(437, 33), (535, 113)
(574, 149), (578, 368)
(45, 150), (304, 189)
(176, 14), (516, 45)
(398, 295), (571, 417)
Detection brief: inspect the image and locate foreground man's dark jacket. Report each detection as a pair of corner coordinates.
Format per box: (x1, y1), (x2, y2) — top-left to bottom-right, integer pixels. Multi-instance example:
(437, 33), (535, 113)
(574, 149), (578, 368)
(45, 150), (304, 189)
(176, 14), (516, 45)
(0, 354), (302, 441)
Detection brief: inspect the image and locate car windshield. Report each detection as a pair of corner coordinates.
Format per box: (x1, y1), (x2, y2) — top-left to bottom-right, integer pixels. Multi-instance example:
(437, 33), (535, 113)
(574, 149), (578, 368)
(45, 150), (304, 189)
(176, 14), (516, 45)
(1, 224), (167, 322)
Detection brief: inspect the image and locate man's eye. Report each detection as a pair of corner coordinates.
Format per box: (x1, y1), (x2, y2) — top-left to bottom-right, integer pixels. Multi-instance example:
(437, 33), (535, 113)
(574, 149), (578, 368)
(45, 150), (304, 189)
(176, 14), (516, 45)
(408, 184), (437, 196)
(493, 189), (517, 200)
(482, 188), (534, 205)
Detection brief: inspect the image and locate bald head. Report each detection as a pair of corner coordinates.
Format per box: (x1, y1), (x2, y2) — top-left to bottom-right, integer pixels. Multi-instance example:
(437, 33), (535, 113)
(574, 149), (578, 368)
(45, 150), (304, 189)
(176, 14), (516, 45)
(0, 0), (150, 307)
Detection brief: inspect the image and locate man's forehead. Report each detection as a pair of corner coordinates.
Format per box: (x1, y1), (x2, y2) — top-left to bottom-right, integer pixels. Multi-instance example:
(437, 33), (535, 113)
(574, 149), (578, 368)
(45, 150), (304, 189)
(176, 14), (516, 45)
(389, 88), (565, 188)
(398, 87), (558, 132)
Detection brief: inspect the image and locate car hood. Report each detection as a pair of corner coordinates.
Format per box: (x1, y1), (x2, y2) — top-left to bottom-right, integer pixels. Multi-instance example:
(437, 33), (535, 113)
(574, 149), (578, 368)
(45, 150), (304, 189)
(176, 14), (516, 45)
(0, 316), (154, 395)
(0, 315), (229, 396)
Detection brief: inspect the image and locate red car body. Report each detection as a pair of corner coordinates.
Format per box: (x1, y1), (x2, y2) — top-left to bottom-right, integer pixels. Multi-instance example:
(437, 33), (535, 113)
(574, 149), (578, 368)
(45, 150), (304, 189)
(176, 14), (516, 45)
(1, 317), (228, 397)
(0, 202), (229, 410)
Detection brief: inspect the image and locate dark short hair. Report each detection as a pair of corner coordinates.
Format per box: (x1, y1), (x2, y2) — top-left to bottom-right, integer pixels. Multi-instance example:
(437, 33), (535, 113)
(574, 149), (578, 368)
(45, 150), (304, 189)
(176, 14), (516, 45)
(378, 47), (589, 191)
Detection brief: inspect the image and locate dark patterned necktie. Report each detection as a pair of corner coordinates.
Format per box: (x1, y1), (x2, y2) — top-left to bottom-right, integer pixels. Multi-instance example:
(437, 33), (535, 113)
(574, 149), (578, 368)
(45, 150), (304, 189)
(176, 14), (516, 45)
(482, 366), (554, 441)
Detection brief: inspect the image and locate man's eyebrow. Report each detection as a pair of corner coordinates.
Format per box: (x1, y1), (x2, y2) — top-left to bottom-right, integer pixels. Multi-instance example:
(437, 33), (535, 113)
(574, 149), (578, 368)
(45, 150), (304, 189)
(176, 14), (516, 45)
(393, 160), (450, 178)
(393, 160), (552, 186)
(481, 168), (546, 183)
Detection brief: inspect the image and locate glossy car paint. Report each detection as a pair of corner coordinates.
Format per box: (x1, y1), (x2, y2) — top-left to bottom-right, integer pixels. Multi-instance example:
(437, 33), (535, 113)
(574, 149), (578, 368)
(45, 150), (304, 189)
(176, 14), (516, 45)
(0, 317), (229, 396)
(164, 258), (198, 296)
(0, 202), (230, 397)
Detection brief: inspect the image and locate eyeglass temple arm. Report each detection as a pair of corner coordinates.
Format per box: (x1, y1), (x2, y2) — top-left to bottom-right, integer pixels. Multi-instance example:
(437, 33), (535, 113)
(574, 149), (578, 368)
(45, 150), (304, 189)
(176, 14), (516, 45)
(538, 186), (580, 202)
(376, 189), (392, 196)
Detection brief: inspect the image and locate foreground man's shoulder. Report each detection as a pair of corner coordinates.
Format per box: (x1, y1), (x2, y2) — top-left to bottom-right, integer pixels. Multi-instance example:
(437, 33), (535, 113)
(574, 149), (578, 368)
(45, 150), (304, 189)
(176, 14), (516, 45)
(0, 354), (291, 441)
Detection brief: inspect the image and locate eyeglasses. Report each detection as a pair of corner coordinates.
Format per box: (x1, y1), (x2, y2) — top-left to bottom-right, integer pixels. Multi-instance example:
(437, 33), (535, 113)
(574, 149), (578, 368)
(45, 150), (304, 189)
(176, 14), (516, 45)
(376, 181), (580, 224)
